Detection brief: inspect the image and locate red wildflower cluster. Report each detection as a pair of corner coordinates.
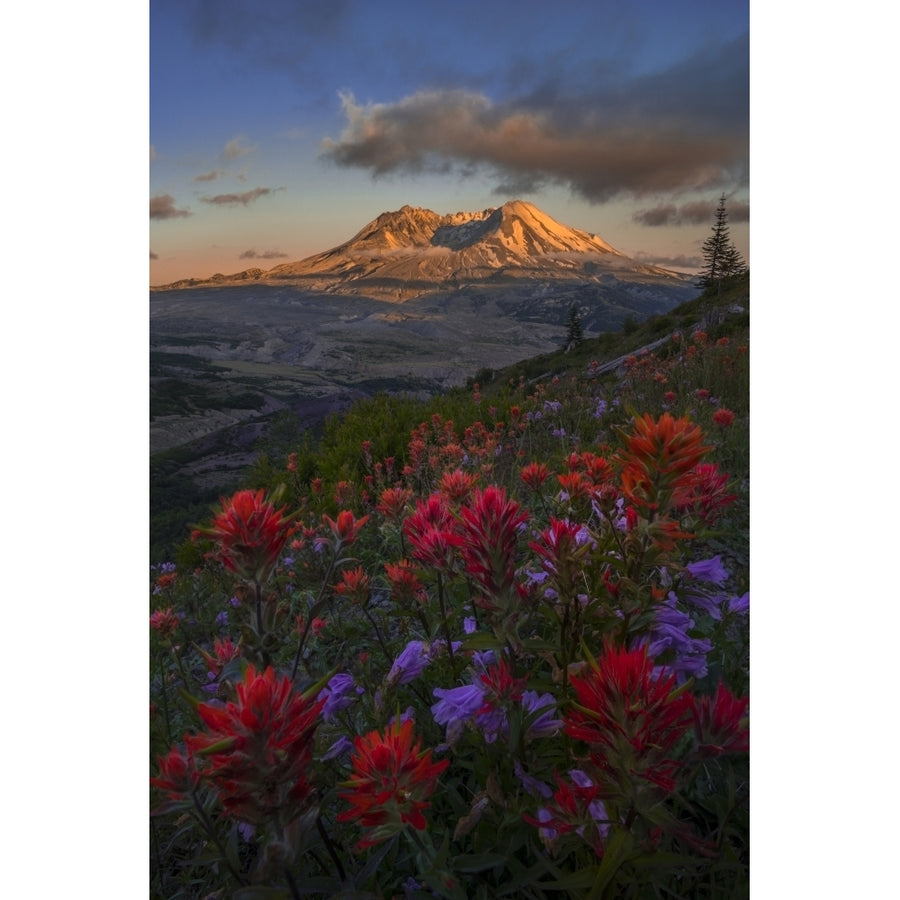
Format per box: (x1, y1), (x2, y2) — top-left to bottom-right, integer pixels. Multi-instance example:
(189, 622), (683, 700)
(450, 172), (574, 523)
(193, 489), (298, 584)
(525, 772), (607, 857)
(529, 518), (592, 603)
(198, 636), (242, 676)
(456, 486), (529, 609)
(565, 642), (692, 794)
(439, 468), (480, 505)
(150, 746), (200, 811)
(149, 607), (180, 637)
(675, 463), (738, 526)
(403, 495), (461, 571)
(375, 486), (413, 522)
(334, 566), (371, 605)
(712, 407), (736, 428)
(337, 718), (449, 849)
(320, 510), (370, 552)
(618, 413), (710, 516)
(520, 461), (550, 490)
(184, 665), (324, 824)
(690, 681), (749, 757)
(384, 560), (427, 605)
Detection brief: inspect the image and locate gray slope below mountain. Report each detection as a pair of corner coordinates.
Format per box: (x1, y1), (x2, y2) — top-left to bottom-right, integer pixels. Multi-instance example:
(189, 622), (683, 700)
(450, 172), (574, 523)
(153, 199), (696, 304)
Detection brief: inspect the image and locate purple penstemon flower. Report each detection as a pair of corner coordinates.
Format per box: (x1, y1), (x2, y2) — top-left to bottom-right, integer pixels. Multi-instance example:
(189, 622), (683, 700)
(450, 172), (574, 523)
(522, 690), (562, 739)
(431, 683), (486, 729)
(728, 591), (749, 615)
(686, 555), (729, 586)
(569, 770), (611, 838)
(386, 640), (430, 687)
(514, 760), (553, 798)
(318, 672), (359, 722)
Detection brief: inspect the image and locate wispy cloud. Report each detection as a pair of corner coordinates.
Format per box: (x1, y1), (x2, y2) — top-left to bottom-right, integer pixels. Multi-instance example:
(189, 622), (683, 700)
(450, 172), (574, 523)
(200, 187), (277, 206)
(239, 248), (289, 259)
(221, 136), (256, 161)
(633, 198), (750, 227)
(150, 193), (191, 219)
(321, 34), (748, 206)
(194, 169), (225, 183)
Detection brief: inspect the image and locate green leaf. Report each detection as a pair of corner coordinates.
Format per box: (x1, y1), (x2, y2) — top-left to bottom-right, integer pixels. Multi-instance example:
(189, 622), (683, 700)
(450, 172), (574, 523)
(232, 887), (290, 900)
(588, 827), (635, 900)
(452, 851), (508, 873)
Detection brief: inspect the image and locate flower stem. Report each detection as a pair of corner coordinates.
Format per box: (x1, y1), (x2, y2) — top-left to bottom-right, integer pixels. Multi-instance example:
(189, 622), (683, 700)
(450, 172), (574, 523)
(291, 552), (337, 681)
(316, 814), (347, 883)
(191, 792), (248, 886)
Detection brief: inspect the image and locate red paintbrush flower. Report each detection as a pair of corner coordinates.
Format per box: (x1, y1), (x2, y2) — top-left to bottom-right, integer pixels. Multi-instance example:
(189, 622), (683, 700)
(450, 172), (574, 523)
(375, 487), (414, 522)
(333, 565), (371, 605)
(617, 413), (710, 515)
(385, 559), (427, 605)
(520, 461), (550, 490)
(337, 718), (449, 849)
(690, 682), (749, 757)
(457, 486), (529, 607)
(321, 509), (371, 552)
(528, 518), (591, 602)
(439, 469), (480, 505)
(404, 495), (461, 571)
(149, 607), (180, 637)
(712, 407), (736, 428)
(675, 463), (738, 526)
(150, 745), (200, 809)
(192, 489), (298, 584)
(565, 641), (692, 795)
(184, 665), (324, 825)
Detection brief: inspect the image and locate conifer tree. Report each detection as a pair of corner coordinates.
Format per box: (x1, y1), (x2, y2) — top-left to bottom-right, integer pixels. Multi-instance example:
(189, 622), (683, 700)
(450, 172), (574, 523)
(564, 303), (584, 351)
(699, 195), (746, 294)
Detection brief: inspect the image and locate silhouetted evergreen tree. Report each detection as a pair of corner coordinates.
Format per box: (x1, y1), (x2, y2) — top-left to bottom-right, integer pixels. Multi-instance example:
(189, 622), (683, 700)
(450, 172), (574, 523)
(564, 303), (584, 351)
(699, 195), (746, 294)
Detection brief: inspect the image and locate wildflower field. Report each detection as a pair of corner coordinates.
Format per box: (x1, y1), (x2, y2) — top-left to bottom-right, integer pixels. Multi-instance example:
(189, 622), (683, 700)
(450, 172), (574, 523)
(150, 282), (750, 899)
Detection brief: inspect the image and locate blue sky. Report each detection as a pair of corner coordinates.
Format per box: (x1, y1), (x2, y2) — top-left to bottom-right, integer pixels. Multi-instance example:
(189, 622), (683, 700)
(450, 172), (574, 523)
(150, 0), (749, 284)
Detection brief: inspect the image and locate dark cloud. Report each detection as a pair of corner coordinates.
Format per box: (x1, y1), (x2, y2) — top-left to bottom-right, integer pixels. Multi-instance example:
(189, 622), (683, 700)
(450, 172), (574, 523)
(150, 193), (190, 219)
(633, 198), (749, 227)
(150, 250), (159, 260)
(239, 249), (289, 260)
(200, 187), (276, 206)
(321, 33), (748, 205)
(194, 169), (224, 182)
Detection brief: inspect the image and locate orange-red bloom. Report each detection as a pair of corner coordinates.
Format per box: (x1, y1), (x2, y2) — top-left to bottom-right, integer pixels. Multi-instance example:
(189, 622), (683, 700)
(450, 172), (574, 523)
(149, 607), (180, 637)
(457, 486), (529, 608)
(439, 469), (479, 504)
(321, 509), (371, 551)
(521, 461), (550, 490)
(334, 565), (371, 605)
(385, 559), (427, 604)
(193, 489), (298, 584)
(150, 745), (199, 806)
(375, 487), (414, 521)
(712, 407), (736, 428)
(617, 413), (710, 514)
(185, 665), (323, 824)
(337, 718), (449, 849)
(565, 642), (692, 794)
(690, 682), (749, 757)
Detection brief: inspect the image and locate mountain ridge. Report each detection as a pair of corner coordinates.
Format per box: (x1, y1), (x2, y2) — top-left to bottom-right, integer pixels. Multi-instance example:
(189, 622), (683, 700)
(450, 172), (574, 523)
(151, 200), (692, 298)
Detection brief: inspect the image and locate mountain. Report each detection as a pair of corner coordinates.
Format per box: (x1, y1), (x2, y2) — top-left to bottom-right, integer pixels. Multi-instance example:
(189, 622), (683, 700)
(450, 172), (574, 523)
(152, 200), (694, 300)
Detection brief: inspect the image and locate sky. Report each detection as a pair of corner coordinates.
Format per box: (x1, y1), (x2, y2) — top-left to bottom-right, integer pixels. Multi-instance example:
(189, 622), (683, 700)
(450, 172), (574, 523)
(150, 0), (750, 285)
